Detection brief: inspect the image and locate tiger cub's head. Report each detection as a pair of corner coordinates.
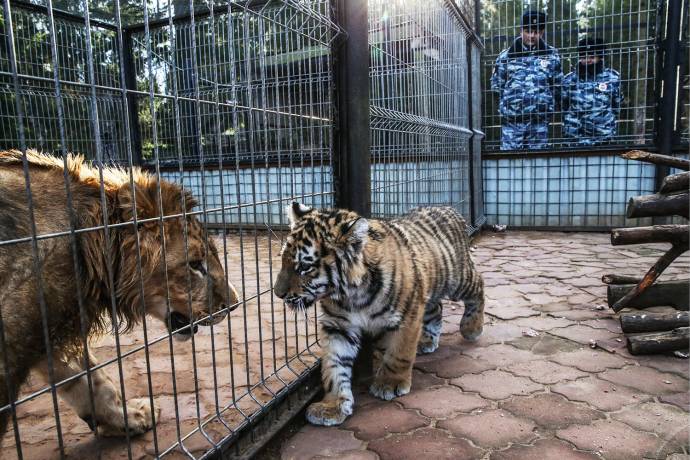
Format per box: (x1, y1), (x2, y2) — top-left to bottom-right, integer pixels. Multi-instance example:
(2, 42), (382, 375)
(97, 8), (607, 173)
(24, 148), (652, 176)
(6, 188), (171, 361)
(273, 202), (369, 310)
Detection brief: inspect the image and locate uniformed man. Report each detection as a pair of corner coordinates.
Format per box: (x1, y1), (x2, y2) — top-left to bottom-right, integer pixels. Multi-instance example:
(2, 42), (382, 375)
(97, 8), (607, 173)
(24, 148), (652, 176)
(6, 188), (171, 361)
(562, 37), (623, 145)
(491, 10), (563, 150)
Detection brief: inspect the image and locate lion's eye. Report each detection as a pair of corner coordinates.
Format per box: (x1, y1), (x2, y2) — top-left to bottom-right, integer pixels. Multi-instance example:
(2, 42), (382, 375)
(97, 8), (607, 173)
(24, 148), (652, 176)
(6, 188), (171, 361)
(189, 260), (207, 275)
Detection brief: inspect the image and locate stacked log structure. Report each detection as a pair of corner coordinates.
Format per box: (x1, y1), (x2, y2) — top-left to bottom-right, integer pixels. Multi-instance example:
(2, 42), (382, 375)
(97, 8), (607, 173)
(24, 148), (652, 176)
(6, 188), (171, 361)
(603, 151), (689, 355)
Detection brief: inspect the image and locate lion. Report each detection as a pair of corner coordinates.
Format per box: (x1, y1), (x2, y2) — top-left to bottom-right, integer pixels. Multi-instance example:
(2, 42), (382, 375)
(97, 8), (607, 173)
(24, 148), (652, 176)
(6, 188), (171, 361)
(0, 149), (239, 439)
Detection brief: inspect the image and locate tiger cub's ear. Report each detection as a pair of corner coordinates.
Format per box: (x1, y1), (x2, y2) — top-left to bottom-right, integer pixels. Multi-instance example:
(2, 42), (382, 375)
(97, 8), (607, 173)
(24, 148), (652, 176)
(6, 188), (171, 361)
(286, 201), (313, 229)
(338, 217), (369, 248)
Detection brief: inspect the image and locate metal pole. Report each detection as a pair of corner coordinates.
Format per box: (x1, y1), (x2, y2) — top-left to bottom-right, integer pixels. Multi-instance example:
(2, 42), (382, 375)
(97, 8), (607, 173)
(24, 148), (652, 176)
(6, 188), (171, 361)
(122, 30), (143, 165)
(653, 0), (684, 224)
(467, 40), (477, 226)
(334, 0), (371, 216)
(655, 0), (684, 187)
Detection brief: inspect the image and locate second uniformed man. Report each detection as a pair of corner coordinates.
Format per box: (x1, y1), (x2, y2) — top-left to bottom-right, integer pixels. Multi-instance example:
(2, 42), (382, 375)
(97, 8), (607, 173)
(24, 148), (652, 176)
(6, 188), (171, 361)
(491, 10), (563, 150)
(562, 37), (623, 145)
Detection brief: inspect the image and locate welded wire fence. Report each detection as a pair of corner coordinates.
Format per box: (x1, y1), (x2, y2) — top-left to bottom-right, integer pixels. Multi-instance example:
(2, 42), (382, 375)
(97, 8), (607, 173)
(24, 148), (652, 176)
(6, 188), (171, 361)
(481, 0), (659, 151)
(0, 1), (339, 458)
(368, 0), (482, 226)
(480, 0), (688, 229)
(0, 0), (483, 457)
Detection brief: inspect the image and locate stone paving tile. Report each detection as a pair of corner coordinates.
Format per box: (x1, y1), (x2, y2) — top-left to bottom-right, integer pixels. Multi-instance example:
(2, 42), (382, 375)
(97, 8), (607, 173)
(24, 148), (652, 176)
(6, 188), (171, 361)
(549, 348), (631, 372)
(499, 393), (604, 428)
(312, 450), (379, 460)
(636, 355), (690, 378)
(660, 392), (690, 412)
(452, 370), (543, 400)
(557, 419), (679, 460)
(398, 385), (488, 418)
(341, 402), (428, 441)
(414, 352), (495, 378)
(466, 321), (525, 345)
(410, 369), (445, 391)
(551, 376), (651, 411)
(489, 438), (600, 460)
(462, 344), (539, 368)
(549, 324), (619, 345)
(612, 401), (690, 445)
(507, 333), (581, 355)
(280, 425), (365, 460)
(439, 409), (537, 449)
(366, 427), (482, 459)
(581, 318), (623, 333)
(549, 309), (612, 321)
(511, 315), (572, 331)
(486, 304), (541, 320)
(505, 359), (588, 384)
(598, 366), (689, 395)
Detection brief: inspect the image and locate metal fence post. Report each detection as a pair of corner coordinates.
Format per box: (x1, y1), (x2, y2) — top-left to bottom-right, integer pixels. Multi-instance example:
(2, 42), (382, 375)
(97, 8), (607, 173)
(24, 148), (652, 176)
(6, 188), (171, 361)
(467, 39), (478, 227)
(334, 0), (371, 217)
(655, 0), (684, 185)
(122, 29), (143, 165)
(653, 0), (685, 224)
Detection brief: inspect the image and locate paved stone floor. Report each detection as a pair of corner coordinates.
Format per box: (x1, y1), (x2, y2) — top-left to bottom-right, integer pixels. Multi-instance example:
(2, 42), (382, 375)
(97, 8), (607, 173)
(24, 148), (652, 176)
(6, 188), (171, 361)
(279, 231), (690, 460)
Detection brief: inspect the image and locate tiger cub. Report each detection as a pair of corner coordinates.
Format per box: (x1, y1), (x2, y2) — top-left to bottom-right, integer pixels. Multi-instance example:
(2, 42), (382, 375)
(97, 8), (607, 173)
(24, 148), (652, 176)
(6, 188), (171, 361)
(274, 203), (484, 426)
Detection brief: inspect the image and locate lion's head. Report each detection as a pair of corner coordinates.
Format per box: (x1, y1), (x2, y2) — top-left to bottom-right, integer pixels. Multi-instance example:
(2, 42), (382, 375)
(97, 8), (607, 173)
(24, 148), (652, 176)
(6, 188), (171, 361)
(109, 179), (239, 339)
(273, 202), (369, 310)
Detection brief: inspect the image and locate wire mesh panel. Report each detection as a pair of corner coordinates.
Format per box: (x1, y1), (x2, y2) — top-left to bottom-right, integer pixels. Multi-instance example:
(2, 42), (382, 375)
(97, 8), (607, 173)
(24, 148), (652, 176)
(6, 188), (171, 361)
(0, 1), (339, 458)
(481, 0), (658, 151)
(483, 154), (657, 228)
(368, 0), (474, 221)
(0, 5), (128, 160)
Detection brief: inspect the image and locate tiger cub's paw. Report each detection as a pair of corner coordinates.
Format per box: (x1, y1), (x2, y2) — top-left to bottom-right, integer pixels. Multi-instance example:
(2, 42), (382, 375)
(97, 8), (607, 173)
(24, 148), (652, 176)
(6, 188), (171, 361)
(369, 378), (411, 401)
(417, 335), (440, 355)
(305, 398), (352, 426)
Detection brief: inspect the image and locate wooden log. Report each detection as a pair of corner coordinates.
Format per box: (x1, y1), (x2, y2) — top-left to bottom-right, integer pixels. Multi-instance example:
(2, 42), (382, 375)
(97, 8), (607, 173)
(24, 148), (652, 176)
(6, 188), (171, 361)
(611, 225), (689, 246)
(621, 150), (690, 171)
(620, 311), (689, 333)
(610, 244), (689, 312)
(608, 280), (689, 311)
(659, 171), (690, 195)
(602, 274), (641, 285)
(626, 192), (689, 219)
(626, 327), (689, 355)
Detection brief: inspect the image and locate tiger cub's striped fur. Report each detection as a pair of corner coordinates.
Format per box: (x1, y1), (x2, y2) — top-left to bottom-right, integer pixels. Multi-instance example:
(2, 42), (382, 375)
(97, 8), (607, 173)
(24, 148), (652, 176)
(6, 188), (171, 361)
(274, 203), (484, 426)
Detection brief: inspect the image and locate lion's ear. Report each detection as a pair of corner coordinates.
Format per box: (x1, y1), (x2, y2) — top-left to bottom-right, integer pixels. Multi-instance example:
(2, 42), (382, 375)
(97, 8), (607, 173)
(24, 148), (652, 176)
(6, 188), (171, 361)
(117, 182), (157, 222)
(158, 181), (198, 214)
(118, 180), (196, 222)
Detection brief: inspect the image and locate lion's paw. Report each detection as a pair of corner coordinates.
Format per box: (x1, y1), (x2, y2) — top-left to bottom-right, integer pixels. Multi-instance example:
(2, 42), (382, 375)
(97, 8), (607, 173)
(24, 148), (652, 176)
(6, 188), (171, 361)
(99, 397), (159, 437)
(305, 398), (352, 426)
(369, 379), (410, 401)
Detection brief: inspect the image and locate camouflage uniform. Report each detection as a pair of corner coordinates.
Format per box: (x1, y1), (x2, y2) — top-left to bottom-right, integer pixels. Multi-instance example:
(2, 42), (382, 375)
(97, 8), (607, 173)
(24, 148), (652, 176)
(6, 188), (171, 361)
(491, 38), (563, 150)
(562, 66), (622, 145)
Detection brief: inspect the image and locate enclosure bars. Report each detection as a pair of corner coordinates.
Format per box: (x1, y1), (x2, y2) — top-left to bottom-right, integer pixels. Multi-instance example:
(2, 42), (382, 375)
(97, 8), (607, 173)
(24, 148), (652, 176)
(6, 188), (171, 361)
(333, 0), (371, 216)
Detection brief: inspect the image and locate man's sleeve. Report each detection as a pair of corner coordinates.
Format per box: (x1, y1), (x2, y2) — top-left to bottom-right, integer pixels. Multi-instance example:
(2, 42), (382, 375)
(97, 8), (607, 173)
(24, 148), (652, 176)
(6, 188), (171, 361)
(491, 56), (507, 93)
